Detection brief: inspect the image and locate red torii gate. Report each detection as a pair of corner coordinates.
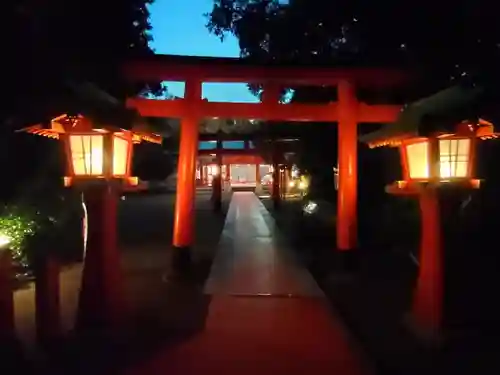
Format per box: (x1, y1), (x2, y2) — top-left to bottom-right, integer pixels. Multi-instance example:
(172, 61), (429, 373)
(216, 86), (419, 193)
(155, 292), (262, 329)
(123, 55), (408, 254)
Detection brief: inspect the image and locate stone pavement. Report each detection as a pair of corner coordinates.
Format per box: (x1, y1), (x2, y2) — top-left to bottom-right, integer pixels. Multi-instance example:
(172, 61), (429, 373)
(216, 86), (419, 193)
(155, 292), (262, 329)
(123, 193), (373, 375)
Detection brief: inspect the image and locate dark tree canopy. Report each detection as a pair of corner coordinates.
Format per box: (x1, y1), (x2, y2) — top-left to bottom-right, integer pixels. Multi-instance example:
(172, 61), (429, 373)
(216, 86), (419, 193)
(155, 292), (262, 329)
(3, 0), (162, 127)
(206, 0), (500, 198)
(207, 0), (500, 92)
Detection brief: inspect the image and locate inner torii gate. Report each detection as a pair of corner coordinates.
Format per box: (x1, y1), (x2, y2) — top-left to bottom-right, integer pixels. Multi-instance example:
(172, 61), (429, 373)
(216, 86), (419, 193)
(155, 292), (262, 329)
(123, 55), (407, 253)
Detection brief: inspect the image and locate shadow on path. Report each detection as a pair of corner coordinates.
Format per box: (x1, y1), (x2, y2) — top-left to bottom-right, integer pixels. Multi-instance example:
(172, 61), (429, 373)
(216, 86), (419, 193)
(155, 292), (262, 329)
(35, 192), (230, 375)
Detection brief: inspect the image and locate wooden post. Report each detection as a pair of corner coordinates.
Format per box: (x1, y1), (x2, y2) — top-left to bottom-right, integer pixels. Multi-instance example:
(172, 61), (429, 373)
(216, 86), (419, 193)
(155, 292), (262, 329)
(280, 167), (286, 200)
(225, 164), (231, 182)
(255, 163), (261, 193)
(212, 140), (223, 211)
(409, 186), (443, 342)
(284, 166), (292, 199)
(172, 79), (201, 268)
(197, 161), (203, 186)
(0, 249), (14, 342)
(337, 80), (358, 251)
(272, 159), (280, 209)
(76, 184), (125, 337)
(35, 255), (61, 346)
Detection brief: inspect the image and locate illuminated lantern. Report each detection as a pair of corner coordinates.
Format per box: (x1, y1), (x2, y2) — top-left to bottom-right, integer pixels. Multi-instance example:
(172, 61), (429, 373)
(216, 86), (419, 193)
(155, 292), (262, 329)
(361, 109), (497, 343)
(21, 114), (162, 187)
(20, 113), (162, 335)
(387, 120), (491, 191)
(62, 115), (132, 186)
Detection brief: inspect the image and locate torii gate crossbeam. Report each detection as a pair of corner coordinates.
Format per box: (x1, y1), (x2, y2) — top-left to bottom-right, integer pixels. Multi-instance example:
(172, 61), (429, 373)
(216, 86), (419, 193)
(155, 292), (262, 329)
(123, 55), (409, 257)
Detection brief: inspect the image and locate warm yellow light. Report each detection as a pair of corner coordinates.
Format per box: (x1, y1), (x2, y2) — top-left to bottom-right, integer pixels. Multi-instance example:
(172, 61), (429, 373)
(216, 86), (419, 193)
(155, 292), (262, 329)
(405, 138), (471, 180)
(406, 141), (429, 179)
(210, 165), (220, 175)
(128, 176), (139, 186)
(439, 138), (470, 178)
(288, 181), (296, 188)
(113, 135), (129, 176)
(0, 234), (11, 248)
(396, 180), (408, 189)
(69, 134), (104, 176)
(63, 177), (73, 187)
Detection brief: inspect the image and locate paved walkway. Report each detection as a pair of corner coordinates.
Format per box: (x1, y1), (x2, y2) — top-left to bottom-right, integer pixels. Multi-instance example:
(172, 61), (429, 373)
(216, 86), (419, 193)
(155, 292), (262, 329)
(126, 192), (373, 375)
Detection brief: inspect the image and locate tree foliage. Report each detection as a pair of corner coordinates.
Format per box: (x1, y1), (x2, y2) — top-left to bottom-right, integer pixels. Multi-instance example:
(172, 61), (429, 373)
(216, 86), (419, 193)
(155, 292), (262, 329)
(207, 0), (500, 91)
(205, 0), (500, 203)
(3, 0), (162, 127)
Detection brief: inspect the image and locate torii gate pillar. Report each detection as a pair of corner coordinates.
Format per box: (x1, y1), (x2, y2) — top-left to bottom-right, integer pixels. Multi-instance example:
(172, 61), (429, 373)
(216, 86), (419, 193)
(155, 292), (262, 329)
(337, 80), (358, 252)
(172, 79), (201, 270)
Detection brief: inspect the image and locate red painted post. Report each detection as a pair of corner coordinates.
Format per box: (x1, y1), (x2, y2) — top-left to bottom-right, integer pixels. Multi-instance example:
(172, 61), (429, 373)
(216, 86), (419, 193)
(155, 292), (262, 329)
(0, 249), (14, 342)
(272, 162), (280, 209)
(255, 163), (261, 192)
(197, 162), (202, 186)
(76, 184), (125, 337)
(35, 255), (61, 345)
(337, 80), (358, 251)
(280, 168), (285, 199)
(172, 79), (201, 266)
(410, 186), (444, 341)
(212, 141), (223, 211)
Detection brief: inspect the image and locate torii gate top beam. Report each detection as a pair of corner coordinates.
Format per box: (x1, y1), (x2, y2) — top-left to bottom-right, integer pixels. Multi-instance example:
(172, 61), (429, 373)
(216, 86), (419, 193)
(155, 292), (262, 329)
(123, 55), (410, 88)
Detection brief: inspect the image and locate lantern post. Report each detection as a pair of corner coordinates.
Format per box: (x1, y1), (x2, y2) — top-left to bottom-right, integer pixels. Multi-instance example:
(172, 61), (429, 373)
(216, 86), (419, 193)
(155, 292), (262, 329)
(211, 140), (223, 211)
(60, 116), (132, 337)
(362, 117), (497, 344)
(21, 114), (161, 339)
(272, 149), (281, 209)
(0, 236), (14, 343)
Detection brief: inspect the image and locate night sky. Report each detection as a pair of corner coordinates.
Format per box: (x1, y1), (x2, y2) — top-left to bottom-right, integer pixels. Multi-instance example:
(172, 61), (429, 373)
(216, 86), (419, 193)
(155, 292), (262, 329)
(148, 0), (258, 103)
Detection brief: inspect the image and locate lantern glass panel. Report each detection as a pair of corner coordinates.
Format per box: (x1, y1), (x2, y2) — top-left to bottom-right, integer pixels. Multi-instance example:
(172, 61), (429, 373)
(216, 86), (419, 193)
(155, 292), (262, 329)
(69, 134), (103, 176)
(113, 135), (129, 176)
(406, 141), (429, 179)
(439, 138), (470, 178)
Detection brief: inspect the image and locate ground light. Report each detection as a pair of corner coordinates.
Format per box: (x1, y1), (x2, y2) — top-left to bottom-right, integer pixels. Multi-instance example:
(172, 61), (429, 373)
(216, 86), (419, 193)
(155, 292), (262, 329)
(0, 234), (11, 248)
(303, 201), (318, 214)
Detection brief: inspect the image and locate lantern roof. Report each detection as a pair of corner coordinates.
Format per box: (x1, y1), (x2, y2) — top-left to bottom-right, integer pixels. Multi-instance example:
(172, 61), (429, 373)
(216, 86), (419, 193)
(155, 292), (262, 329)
(17, 80), (162, 144)
(19, 114), (162, 145)
(359, 83), (497, 148)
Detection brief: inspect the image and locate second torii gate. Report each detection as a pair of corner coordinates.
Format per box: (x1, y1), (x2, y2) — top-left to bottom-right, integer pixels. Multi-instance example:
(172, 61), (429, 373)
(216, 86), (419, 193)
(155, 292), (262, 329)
(122, 55), (408, 256)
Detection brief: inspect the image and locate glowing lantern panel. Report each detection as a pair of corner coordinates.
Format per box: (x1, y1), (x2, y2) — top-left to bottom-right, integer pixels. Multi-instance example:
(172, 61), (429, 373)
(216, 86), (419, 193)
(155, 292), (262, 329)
(69, 134), (104, 176)
(439, 138), (470, 178)
(68, 132), (132, 180)
(406, 142), (429, 179)
(112, 134), (130, 176)
(404, 137), (471, 180)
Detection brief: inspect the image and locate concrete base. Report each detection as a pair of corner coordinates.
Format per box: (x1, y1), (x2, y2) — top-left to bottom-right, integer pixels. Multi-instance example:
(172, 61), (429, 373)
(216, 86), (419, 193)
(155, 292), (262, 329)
(402, 312), (444, 348)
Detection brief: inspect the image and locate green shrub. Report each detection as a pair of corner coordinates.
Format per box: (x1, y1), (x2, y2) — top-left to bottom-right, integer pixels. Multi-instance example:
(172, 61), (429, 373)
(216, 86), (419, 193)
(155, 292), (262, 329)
(0, 190), (85, 270)
(0, 205), (40, 267)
